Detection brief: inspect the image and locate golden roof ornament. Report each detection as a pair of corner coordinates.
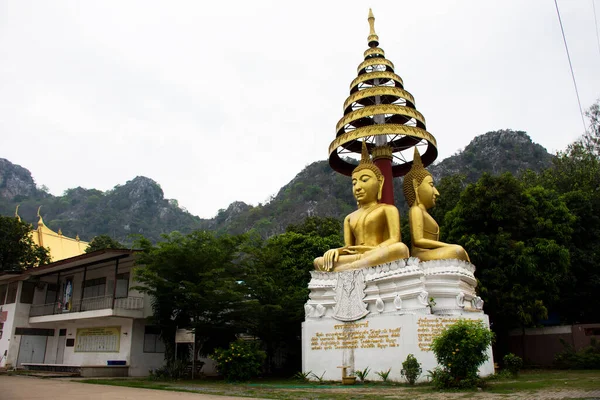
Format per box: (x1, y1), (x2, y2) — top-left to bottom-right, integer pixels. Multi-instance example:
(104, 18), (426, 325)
(328, 9), (438, 178)
(367, 8), (379, 47)
(15, 204), (21, 222)
(37, 206), (45, 227)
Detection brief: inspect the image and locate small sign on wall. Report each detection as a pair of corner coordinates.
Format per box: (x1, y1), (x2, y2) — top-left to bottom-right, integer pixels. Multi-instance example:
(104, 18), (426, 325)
(175, 329), (194, 344)
(75, 326), (120, 352)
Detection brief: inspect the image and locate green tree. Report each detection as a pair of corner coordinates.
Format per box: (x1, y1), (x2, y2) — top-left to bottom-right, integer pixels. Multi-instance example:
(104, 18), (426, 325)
(430, 174), (467, 231)
(0, 216), (50, 272)
(134, 231), (250, 360)
(242, 220), (343, 374)
(85, 234), (124, 253)
(533, 99), (600, 323)
(444, 173), (574, 334)
(286, 216), (342, 237)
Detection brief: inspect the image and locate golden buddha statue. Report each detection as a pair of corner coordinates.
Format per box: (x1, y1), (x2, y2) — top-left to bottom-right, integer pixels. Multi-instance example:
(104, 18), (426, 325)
(403, 148), (470, 262)
(314, 143), (409, 272)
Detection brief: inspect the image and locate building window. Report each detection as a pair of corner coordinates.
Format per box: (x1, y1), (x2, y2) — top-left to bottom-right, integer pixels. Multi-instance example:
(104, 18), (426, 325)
(0, 284), (7, 305)
(584, 328), (600, 336)
(0, 322), (3, 339)
(143, 326), (166, 353)
(45, 283), (58, 304)
(5, 282), (18, 304)
(14, 327), (55, 336)
(115, 273), (129, 299)
(83, 277), (106, 298)
(20, 282), (35, 304)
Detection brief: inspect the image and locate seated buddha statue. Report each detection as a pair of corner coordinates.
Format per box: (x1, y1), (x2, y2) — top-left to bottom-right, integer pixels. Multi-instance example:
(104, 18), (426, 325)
(403, 148), (470, 262)
(314, 142), (409, 272)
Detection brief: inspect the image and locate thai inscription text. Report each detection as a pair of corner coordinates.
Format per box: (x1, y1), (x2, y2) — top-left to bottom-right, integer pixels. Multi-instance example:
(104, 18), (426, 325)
(310, 321), (401, 351)
(418, 317), (473, 351)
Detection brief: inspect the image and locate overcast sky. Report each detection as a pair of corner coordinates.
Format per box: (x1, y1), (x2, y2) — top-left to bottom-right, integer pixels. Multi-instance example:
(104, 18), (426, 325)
(1, 1), (599, 218)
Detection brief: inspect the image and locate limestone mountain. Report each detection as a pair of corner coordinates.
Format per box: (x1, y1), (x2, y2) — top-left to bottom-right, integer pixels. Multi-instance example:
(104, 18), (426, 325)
(0, 164), (207, 244)
(0, 129), (554, 242)
(428, 129), (553, 183)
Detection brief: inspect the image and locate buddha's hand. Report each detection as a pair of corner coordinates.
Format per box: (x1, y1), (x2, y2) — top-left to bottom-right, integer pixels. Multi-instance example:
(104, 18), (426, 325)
(323, 248), (340, 272)
(345, 245), (376, 253)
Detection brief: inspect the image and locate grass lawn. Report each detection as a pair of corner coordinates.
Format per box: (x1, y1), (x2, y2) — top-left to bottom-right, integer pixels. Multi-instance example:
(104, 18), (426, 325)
(78, 370), (600, 399)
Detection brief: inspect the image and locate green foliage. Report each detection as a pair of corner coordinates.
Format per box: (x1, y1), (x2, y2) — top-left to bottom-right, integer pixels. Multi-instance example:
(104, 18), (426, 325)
(310, 371), (326, 383)
(148, 359), (189, 380)
(133, 231), (250, 359)
(286, 216), (342, 237)
(503, 353), (523, 376)
(211, 340), (266, 381)
(444, 173), (573, 331)
(241, 219), (342, 374)
(354, 366), (370, 382)
(429, 174), (467, 229)
(293, 370), (311, 382)
(400, 354), (422, 385)
(375, 368), (392, 382)
(428, 367), (485, 390)
(430, 319), (494, 388)
(554, 338), (600, 369)
(0, 216), (50, 271)
(85, 234), (124, 253)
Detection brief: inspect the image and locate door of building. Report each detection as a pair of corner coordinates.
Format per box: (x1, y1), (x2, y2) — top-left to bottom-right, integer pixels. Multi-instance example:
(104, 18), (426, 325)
(16, 335), (47, 366)
(56, 329), (66, 364)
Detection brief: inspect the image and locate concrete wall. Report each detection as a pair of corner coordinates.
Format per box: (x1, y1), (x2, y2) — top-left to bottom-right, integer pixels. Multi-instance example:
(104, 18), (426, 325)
(61, 317), (133, 366)
(507, 324), (600, 366)
(129, 319), (164, 377)
(1, 281), (35, 368)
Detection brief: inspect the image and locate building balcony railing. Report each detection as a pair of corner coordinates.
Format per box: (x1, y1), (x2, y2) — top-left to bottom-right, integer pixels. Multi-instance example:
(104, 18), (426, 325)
(29, 295), (144, 317)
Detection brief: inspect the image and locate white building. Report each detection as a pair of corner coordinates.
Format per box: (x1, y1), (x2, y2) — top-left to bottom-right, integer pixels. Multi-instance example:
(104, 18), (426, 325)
(0, 249), (165, 377)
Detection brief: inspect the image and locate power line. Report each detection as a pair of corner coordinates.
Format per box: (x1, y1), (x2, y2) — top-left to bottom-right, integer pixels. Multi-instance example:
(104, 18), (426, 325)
(593, 0), (600, 58)
(554, 0), (588, 133)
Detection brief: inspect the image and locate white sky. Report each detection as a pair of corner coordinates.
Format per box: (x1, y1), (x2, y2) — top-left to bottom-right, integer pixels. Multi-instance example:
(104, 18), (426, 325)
(1, 1), (599, 218)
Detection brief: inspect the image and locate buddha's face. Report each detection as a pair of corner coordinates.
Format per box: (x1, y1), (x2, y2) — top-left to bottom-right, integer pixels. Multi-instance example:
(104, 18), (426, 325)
(416, 175), (439, 209)
(352, 168), (381, 205)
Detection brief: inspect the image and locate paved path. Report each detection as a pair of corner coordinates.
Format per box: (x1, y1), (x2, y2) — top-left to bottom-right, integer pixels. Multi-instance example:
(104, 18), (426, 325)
(0, 376), (265, 400)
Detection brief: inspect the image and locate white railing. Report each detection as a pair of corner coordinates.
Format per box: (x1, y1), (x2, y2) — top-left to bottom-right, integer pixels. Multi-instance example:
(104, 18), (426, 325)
(30, 296), (144, 317)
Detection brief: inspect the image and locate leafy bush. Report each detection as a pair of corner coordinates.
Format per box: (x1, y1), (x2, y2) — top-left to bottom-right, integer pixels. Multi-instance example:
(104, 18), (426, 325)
(401, 354), (422, 385)
(149, 359), (189, 380)
(430, 319), (494, 388)
(555, 338), (600, 369)
(310, 371), (326, 383)
(354, 366), (370, 382)
(375, 368), (392, 382)
(503, 353), (523, 376)
(293, 370), (312, 382)
(211, 340), (266, 381)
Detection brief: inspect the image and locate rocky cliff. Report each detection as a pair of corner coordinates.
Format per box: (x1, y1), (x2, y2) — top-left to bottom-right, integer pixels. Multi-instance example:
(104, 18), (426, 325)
(0, 129), (554, 242)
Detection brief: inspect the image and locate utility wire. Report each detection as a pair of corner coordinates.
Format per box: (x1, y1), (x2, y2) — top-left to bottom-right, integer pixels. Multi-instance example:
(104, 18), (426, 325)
(554, 0), (588, 133)
(593, 0), (600, 58)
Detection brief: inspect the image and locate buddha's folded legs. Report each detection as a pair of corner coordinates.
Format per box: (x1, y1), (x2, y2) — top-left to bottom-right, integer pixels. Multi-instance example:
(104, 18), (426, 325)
(314, 242), (409, 272)
(411, 244), (470, 263)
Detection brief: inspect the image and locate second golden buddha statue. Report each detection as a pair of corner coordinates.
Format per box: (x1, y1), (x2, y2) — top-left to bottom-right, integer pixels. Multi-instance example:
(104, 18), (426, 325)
(403, 149), (470, 262)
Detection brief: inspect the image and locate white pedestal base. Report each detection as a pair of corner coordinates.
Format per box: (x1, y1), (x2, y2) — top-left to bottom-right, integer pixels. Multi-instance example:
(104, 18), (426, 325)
(301, 258), (493, 382)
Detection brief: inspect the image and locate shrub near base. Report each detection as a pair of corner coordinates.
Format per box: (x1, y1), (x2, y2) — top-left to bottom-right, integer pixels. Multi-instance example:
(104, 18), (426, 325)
(212, 340), (266, 381)
(430, 319), (494, 388)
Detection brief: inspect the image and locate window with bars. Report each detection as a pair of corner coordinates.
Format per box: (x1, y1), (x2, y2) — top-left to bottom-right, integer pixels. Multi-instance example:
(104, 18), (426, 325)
(83, 277), (106, 298)
(143, 326), (166, 353)
(115, 273), (129, 298)
(5, 282), (18, 304)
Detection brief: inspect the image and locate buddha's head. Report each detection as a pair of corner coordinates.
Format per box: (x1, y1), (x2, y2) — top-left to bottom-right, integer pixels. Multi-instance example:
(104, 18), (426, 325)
(352, 142), (384, 205)
(403, 148), (439, 209)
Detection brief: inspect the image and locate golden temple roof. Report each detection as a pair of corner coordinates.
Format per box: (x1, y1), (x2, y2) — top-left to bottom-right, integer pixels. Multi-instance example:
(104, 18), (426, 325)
(21, 206), (89, 262)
